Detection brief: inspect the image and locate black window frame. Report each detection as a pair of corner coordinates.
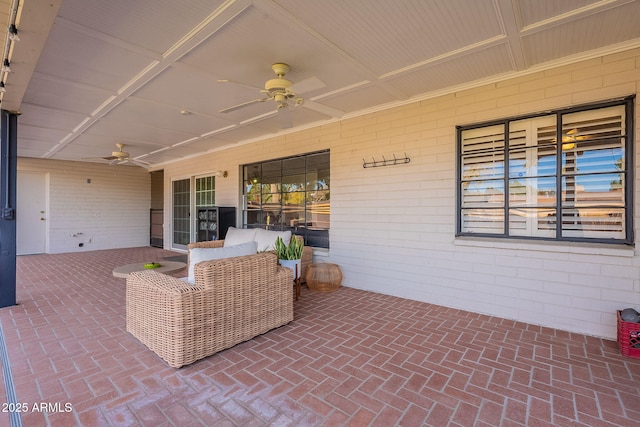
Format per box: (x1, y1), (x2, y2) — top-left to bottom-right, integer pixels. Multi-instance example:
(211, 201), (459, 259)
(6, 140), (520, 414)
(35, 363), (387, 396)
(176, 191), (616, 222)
(456, 96), (635, 245)
(242, 150), (330, 248)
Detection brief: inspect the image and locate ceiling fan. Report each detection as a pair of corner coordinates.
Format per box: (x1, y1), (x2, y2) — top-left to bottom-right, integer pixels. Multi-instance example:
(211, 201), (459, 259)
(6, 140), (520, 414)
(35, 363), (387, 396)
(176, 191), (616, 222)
(100, 143), (150, 167)
(218, 63), (343, 119)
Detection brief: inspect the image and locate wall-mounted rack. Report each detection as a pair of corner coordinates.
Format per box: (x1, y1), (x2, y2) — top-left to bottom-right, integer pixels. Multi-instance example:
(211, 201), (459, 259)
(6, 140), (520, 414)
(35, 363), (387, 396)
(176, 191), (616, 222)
(363, 153), (410, 168)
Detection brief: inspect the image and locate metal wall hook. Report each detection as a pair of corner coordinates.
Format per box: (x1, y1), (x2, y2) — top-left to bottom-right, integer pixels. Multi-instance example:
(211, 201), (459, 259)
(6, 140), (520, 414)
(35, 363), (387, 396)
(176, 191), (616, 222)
(363, 152), (410, 168)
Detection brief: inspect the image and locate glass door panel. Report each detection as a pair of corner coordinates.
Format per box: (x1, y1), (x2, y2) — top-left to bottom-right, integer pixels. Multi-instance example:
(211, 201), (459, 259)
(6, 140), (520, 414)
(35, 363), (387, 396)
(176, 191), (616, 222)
(172, 179), (190, 249)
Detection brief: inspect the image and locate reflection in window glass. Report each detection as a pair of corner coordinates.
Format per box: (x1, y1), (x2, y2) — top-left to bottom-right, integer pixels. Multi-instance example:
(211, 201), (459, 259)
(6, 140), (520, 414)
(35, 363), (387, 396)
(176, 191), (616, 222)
(243, 151), (330, 248)
(458, 99), (632, 244)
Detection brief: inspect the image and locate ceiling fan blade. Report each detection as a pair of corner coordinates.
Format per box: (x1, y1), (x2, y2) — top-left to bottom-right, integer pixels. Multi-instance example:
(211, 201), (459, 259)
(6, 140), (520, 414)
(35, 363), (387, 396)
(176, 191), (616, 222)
(108, 158), (150, 168)
(126, 158), (151, 168)
(290, 76), (326, 94)
(216, 78), (262, 91)
(219, 97), (269, 113)
(301, 99), (344, 118)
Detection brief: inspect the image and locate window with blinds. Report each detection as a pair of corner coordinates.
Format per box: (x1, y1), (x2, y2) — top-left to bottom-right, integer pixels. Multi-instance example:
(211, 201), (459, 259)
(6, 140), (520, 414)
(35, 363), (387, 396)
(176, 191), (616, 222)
(457, 98), (633, 244)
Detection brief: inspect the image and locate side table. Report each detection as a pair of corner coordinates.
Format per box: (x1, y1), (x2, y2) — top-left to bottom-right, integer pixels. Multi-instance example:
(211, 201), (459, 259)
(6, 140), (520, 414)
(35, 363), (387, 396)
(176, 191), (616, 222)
(112, 261), (186, 278)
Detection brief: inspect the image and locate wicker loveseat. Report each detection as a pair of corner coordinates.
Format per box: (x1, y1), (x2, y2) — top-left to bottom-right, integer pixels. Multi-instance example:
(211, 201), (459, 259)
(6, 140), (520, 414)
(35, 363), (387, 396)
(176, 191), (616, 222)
(126, 244), (295, 368)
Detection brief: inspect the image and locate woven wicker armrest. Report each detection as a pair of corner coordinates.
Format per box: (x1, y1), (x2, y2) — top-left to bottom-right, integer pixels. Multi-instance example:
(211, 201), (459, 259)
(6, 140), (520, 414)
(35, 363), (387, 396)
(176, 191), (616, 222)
(127, 269), (199, 293)
(187, 240), (224, 250)
(126, 270), (205, 367)
(187, 240), (225, 267)
(194, 251), (289, 283)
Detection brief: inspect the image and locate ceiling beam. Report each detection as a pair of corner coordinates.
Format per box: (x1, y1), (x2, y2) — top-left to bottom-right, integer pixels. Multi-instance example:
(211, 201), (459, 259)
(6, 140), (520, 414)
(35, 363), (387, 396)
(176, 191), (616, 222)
(2, 0), (62, 112)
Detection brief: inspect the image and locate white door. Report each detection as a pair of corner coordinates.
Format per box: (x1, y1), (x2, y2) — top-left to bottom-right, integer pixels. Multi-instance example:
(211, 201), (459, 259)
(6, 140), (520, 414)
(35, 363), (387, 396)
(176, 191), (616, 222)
(17, 172), (47, 255)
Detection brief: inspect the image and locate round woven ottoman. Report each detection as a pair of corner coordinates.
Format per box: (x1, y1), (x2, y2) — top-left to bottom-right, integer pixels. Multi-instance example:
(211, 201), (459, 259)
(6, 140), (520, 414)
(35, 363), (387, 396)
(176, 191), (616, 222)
(306, 263), (342, 292)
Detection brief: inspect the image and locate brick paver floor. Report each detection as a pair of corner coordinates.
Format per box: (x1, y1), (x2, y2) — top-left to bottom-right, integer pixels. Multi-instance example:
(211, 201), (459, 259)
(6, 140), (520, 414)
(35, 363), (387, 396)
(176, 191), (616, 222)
(0, 247), (639, 426)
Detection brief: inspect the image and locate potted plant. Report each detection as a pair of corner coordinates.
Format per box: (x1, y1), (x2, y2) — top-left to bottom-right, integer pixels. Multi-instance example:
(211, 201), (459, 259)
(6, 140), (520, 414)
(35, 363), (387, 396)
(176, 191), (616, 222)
(274, 236), (303, 280)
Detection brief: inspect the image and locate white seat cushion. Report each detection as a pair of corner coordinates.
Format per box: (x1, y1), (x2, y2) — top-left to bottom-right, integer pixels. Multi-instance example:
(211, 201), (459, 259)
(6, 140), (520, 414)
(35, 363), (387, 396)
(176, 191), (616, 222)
(223, 227), (257, 247)
(254, 228), (291, 252)
(188, 241), (258, 283)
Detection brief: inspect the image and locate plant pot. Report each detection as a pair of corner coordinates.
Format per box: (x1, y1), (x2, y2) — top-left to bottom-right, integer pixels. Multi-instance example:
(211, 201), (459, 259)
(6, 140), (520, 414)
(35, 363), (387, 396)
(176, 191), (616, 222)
(278, 259), (302, 280)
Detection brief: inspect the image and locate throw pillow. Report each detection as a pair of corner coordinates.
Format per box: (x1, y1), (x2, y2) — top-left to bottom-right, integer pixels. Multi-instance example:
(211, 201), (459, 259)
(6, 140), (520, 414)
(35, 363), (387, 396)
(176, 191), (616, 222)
(254, 228), (291, 252)
(223, 227), (257, 247)
(188, 240), (258, 283)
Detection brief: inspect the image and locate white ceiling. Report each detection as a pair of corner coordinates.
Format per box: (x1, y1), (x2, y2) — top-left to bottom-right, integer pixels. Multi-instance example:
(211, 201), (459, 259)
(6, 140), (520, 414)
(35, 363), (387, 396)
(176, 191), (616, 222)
(3, 0), (640, 168)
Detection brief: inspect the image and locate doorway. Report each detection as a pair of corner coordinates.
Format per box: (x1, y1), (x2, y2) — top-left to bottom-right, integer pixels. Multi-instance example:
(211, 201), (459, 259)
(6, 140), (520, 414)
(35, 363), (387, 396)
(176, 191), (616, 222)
(17, 171), (48, 255)
(150, 170), (164, 247)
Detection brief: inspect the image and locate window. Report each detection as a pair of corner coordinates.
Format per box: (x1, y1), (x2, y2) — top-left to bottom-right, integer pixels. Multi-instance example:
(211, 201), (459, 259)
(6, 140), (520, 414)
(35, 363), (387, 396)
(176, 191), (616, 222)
(172, 174), (218, 249)
(195, 176), (216, 208)
(243, 151), (330, 248)
(457, 97), (634, 244)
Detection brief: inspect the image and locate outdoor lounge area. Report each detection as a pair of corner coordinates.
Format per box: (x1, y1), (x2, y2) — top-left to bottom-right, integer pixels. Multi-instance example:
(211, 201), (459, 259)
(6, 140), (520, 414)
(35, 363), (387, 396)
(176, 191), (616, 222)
(0, 247), (638, 426)
(2, 1), (640, 426)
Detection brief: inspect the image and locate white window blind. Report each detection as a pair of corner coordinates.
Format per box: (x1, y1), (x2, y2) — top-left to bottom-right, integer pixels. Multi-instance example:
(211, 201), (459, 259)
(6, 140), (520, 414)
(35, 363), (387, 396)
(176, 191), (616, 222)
(559, 106), (625, 239)
(458, 100), (631, 243)
(460, 125), (505, 234)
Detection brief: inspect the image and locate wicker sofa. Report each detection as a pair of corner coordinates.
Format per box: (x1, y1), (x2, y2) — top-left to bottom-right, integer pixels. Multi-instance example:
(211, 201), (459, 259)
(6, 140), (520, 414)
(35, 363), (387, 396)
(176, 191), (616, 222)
(126, 244), (295, 368)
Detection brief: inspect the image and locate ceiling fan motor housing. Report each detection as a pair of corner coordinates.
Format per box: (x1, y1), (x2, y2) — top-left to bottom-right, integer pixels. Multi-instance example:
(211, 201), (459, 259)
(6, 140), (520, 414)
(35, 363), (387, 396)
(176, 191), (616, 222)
(112, 143), (129, 158)
(264, 63), (295, 99)
(264, 77), (293, 94)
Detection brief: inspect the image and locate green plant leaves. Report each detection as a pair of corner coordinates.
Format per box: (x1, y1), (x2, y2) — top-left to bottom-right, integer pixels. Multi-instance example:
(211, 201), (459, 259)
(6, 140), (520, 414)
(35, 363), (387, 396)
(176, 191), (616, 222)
(274, 236), (303, 260)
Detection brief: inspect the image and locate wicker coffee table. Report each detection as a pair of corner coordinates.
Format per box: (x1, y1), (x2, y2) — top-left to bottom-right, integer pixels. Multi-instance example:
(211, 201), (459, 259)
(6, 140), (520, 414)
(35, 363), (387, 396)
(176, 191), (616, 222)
(112, 261), (186, 278)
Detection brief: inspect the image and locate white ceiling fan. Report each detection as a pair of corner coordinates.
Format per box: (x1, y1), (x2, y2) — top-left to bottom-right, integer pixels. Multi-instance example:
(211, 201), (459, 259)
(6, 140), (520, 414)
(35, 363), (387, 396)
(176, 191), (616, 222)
(218, 63), (344, 119)
(100, 143), (150, 167)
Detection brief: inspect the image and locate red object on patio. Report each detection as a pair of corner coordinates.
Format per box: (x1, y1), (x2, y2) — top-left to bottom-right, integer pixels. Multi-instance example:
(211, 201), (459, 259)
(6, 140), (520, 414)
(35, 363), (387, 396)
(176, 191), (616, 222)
(617, 310), (640, 359)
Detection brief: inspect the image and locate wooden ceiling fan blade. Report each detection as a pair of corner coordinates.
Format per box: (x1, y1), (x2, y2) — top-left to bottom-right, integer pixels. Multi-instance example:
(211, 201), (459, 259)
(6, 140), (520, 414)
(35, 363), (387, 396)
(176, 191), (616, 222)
(219, 97), (268, 113)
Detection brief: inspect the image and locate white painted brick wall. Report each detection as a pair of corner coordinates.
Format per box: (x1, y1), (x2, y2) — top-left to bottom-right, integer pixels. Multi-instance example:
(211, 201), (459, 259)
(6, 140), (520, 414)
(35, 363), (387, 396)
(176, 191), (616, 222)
(19, 47), (635, 340)
(18, 158), (150, 253)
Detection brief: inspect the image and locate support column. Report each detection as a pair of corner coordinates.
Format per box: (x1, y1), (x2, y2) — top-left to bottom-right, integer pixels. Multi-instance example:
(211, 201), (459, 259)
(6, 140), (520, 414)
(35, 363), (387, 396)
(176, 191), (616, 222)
(0, 110), (17, 308)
